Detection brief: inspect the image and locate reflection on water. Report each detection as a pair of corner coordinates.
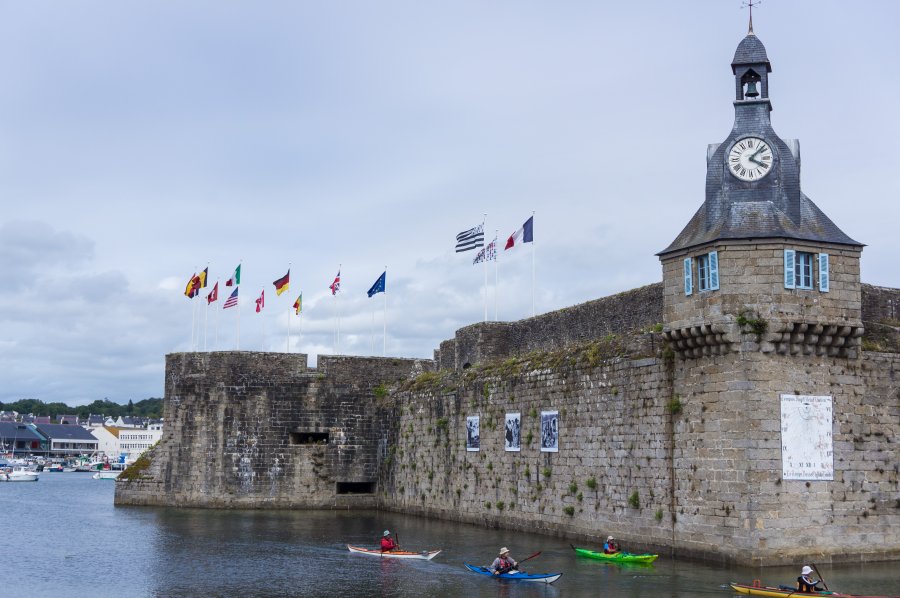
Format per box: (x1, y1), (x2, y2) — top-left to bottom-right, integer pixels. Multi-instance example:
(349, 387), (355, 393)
(3, 474), (898, 598)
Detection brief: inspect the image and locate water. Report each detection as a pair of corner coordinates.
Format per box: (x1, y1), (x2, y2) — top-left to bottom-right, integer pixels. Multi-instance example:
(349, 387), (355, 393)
(3, 473), (898, 598)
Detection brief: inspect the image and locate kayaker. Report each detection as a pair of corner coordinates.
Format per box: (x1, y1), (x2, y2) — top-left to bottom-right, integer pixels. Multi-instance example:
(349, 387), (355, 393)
(380, 530), (399, 552)
(797, 565), (823, 593)
(490, 547), (518, 575)
(603, 536), (620, 554)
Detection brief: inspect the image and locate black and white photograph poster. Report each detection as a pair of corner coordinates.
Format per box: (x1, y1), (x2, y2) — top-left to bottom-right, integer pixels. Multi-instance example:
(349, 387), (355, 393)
(504, 412), (521, 452)
(466, 415), (480, 451)
(540, 410), (559, 452)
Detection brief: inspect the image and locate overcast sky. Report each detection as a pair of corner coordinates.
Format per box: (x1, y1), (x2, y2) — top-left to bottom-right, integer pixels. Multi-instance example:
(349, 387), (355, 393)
(1, 1), (898, 406)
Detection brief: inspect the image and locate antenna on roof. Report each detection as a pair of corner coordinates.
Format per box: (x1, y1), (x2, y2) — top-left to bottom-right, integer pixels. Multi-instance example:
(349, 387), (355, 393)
(742, 0), (762, 35)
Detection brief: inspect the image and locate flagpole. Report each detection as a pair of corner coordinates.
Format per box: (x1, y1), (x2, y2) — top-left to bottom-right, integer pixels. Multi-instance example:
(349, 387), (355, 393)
(214, 286), (220, 351)
(204, 295), (209, 351)
(494, 230), (499, 322)
(286, 262), (291, 353)
(383, 266), (387, 356)
(482, 214), (487, 323)
(236, 292), (241, 351)
(531, 210), (536, 318)
(338, 264), (342, 354)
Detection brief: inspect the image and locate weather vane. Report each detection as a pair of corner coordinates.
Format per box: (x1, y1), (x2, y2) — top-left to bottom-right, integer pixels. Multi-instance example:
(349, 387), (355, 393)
(742, 0), (762, 34)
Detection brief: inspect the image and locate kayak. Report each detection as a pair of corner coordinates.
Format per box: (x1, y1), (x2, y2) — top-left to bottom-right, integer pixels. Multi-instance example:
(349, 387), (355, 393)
(571, 546), (658, 563)
(347, 545), (441, 560)
(463, 563), (561, 584)
(730, 582), (900, 598)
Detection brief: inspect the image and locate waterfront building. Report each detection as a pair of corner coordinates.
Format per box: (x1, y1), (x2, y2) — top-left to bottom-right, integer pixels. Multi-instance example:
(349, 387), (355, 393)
(34, 423), (99, 457)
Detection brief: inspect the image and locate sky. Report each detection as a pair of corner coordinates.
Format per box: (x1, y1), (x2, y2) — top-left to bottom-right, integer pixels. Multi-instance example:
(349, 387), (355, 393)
(1, 1), (898, 406)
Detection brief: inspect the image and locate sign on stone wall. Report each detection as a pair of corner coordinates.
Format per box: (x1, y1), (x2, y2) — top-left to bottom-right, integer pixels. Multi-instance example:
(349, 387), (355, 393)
(505, 413), (521, 452)
(466, 415), (480, 451)
(540, 410), (559, 452)
(780, 394), (833, 481)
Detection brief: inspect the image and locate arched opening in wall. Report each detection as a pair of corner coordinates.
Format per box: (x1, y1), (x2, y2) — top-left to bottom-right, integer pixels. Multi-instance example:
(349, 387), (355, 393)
(463, 362), (471, 369)
(336, 481), (375, 494)
(290, 431), (329, 445)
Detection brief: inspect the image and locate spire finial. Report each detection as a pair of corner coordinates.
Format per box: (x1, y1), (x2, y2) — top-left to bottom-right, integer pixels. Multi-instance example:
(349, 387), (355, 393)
(742, 0), (761, 35)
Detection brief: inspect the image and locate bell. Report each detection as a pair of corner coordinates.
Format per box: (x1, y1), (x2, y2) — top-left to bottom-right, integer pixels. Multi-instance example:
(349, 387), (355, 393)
(744, 80), (760, 98)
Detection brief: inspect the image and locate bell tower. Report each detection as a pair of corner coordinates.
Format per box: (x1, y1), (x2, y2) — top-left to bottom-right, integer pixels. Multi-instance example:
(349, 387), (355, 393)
(657, 29), (863, 358)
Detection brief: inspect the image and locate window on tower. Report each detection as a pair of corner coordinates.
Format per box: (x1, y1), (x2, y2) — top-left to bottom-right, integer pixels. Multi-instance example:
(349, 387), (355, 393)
(697, 251), (719, 292)
(784, 250), (830, 292)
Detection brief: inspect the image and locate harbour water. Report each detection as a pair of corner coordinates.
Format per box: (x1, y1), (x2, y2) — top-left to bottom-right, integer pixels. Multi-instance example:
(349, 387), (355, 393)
(4, 473), (897, 598)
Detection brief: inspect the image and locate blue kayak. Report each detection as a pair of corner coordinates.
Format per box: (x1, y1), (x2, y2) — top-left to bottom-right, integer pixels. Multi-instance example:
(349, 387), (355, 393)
(463, 563), (562, 584)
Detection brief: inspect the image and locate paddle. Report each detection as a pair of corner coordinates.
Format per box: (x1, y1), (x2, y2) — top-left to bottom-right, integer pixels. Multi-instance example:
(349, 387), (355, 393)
(395, 531), (401, 551)
(497, 551), (541, 575)
(811, 563), (829, 591)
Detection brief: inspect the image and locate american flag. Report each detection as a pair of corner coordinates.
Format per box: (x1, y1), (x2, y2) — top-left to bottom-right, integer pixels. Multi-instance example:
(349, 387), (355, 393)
(473, 238), (497, 264)
(223, 287), (239, 309)
(330, 269), (341, 295)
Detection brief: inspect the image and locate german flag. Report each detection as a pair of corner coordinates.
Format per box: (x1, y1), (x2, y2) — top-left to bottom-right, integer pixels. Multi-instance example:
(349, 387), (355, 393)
(273, 270), (290, 296)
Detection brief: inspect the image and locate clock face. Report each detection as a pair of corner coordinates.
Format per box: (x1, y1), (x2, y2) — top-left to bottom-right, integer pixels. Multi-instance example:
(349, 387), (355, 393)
(727, 137), (773, 181)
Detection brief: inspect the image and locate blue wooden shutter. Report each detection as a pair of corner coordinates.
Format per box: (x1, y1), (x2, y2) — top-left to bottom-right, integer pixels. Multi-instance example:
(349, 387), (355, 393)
(784, 249), (796, 289)
(683, 257), (693, 296)
(708, 251), (719, 290)
(818, 253), (830, 292)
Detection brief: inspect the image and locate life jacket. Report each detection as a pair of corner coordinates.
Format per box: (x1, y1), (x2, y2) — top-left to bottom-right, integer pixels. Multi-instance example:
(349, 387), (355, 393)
(381, 537), (397, 551)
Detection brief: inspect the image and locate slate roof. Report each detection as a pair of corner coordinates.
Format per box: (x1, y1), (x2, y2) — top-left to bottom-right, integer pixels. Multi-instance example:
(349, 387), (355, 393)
(0, 422), (43, 442)
(660, 193), (862, 255)
(732, 33), (771, 72)
(34, 423), (98, 441)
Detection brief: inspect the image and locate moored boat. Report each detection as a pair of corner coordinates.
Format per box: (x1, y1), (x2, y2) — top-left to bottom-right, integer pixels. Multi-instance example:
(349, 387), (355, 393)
(5, 467), (40, 482)
(347, 544), (441, 560)
(463, 563), (561, 584)
(92, 471), (120, 480)
(571, 545), (658, 563)
(730, 582), (899, 598)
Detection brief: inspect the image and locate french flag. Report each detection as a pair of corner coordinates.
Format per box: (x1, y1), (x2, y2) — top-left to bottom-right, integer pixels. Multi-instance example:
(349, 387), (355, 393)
(504, 216), (534, 250)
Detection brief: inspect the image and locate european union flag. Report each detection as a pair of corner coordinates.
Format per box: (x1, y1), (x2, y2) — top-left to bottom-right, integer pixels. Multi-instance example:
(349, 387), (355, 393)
(367, 271), (386, 297)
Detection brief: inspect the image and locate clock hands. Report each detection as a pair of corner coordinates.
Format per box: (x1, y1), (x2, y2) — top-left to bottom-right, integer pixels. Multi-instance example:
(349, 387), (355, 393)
(748, 144), (768, 167)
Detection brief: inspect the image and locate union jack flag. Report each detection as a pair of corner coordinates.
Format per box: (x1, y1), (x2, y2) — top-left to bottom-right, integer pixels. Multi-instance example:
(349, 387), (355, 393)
(330, 269), (341, 295)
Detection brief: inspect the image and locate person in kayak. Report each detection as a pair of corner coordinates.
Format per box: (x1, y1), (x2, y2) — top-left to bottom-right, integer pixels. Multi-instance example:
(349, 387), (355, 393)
(380, 530), (399, 552)
(490, 547), (518, 575)
(603, 536), (620, 554)
(797, 566), (823, 593)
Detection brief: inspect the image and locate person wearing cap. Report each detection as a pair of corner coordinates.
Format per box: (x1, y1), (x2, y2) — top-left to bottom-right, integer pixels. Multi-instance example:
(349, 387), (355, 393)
(603, 536), (620, 554)
(797, 565), (822, 593)
(380, 530), (399, 552)
(490, 547), (518, 575)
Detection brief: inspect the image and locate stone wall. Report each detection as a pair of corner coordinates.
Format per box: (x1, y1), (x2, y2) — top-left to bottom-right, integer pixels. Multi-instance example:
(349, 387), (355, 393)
(115, 352), (430, 508)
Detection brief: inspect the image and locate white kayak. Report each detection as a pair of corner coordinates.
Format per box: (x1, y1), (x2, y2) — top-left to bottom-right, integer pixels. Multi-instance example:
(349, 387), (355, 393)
(347, 544), (441, 560)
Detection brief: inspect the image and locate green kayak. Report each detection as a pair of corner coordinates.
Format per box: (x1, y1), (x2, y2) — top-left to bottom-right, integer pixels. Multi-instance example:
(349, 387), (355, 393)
(571, 545), (658, 563)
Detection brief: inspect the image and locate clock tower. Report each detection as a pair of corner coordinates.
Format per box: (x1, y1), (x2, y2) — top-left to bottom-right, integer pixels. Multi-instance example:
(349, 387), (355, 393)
(657, 29), (863, 358)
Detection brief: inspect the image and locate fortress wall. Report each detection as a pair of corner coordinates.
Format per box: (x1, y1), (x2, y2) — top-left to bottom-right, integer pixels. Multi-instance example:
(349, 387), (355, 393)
(384, 337), (678, 555)
(862, 283), (900, 323)
(115, 352), (428, 509)
(437, 284), (663, 371)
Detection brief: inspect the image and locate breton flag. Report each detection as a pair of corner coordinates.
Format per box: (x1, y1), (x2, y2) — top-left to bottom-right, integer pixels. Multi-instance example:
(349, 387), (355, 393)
(226, 264), (241, 287)
(455, 224), (485, 253)
(273, 270), (290, 296)
(198, 267), (209, 288)
(255, 289), (265, 313)
(473, 238), (497, 264)
(330, 270), (341, 295)
(207, 282), (219, 305)
(293, 293), (302, 315)
(505, 215), (534, 250)
(223, 287), (239, 309)
(367, 271), (386, 297)
(184, 273), (202, 298)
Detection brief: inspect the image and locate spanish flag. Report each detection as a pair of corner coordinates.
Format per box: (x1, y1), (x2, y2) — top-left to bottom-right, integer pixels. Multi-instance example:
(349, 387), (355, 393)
(273, 270), (290, 296)
(293, 293), (302, 315)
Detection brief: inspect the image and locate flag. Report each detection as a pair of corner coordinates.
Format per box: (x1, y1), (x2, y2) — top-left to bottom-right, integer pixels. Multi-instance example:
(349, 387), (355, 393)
(473, 238), (497, 264)
(207, 282), (219, 305)
(330, 270), (341, 295)
(198, 267), (208, 288)
(273, 270), (290, 296)
(455, 224), (484, 252)
(184, 273), (201, 298)
(226, 264), (241, 287)
(255, 289), (265, 313)
(367, 271), (386, 297)
(505, 215), (534, 250)
(293, 293), (302, 315)
(223, 287), (239, 309)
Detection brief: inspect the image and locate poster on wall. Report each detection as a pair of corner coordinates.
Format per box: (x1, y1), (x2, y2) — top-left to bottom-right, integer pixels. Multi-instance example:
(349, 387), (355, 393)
(780, 394), (833, 481)
(540, 410), (559, 452)
(504, 413), (521, 452)
(466, 415), (480, 452)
